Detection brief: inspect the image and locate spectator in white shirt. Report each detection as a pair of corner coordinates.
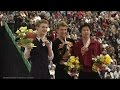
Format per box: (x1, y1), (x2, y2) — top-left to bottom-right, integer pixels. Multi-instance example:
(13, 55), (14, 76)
(102, 41), (108, 49)
(104, 68), (114, 79)
(113, 67), (120, 79)
(116, 37), (120, 45)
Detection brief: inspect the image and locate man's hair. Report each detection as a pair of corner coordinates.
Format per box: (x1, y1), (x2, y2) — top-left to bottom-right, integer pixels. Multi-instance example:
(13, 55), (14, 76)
(35, 19), (49, 27)
(56, 21), (68, 29)
(79, 23), (91, 32)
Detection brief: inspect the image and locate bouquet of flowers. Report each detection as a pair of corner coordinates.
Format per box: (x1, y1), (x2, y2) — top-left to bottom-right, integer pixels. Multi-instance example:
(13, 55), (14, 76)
(92, 54), (112, 72)
(64, 56), (81, 78)
(15, 26), (37, 48)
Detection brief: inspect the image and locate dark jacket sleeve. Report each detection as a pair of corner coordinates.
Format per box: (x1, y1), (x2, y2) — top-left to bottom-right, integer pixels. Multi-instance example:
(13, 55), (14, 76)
(52, 41), (67, 65)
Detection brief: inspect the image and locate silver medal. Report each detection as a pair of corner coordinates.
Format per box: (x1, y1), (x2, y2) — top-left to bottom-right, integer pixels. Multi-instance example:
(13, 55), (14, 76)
(42, 43), (45, 46)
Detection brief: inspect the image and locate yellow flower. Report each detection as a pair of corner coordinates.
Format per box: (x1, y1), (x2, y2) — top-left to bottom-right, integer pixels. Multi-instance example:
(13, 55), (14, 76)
(104, 54), (112, 65)
(76, 64), (80, 69)
(70, 65), (75, 69)
(70, 56), (76, 60)
(68, 67), (71, 71)
(21, 29), (26, 33)
(16, 30), (20, 34)
(30, 43), (37, 47)
(92, 54), (112, 72)
(75, 59), (80, 64)
(100, 55), (104, 62)
(64, 62), (68, 66)
(64, 56), (81, 72)
(105, 54), (112, 60)
(22, 33), (26, 37)
(92, 63), (98, 72)
(70, 59), (75, 63)
(28, 29), (33, 33)
(69, 58), (76, 63)
(97, 56), (100, 59)
(67, 62), (73, 67)
(19, 26), (27, 30)
(76, 57), (79, 60)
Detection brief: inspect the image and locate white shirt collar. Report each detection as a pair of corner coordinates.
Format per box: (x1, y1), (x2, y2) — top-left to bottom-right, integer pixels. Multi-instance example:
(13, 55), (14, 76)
(37, 37), (42, 42)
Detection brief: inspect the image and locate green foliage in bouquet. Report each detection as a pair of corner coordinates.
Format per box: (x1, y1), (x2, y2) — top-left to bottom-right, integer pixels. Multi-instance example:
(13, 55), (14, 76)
(64, 56), (82, 77)
(92, 54), (112, 72)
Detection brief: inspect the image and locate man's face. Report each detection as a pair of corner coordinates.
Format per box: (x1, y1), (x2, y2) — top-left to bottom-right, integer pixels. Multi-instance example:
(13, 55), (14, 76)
(37, 23), (48, 36)
(57, 26), (67, 39)
(81, 26), (91, 38)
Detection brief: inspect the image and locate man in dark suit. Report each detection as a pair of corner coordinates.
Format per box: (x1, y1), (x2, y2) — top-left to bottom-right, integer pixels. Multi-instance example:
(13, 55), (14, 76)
(52, 21), (74, 79)
(24, 19), (54, 79)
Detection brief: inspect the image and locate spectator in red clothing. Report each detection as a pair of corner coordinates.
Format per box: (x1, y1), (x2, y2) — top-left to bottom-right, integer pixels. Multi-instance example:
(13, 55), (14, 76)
(77, 11), (84, 20)
(96, 30), (103, 37)
(49, 30), (57, 42)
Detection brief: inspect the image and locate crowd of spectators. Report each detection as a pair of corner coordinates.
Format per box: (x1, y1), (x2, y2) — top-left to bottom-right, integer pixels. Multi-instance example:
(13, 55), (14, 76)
(0, 11), (120, 79)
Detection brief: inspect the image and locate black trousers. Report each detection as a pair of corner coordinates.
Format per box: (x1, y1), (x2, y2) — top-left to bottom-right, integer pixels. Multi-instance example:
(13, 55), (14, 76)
(78, 72), (101, 79)
(55, 64), (74, 79)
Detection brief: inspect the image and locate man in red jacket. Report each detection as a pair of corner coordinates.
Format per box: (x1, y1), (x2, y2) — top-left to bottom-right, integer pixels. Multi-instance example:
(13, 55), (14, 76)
(72, 23), (102, 79)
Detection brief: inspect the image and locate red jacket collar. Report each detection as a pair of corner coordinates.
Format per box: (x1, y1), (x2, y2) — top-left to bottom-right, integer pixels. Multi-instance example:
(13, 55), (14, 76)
(79, 38), (96, 45)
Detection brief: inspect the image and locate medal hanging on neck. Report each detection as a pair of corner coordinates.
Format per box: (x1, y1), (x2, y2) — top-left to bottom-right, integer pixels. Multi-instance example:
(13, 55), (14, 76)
(42, 38), (45, 46)
(81, 38), (90, 56)
(42, 43), (45, 46)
